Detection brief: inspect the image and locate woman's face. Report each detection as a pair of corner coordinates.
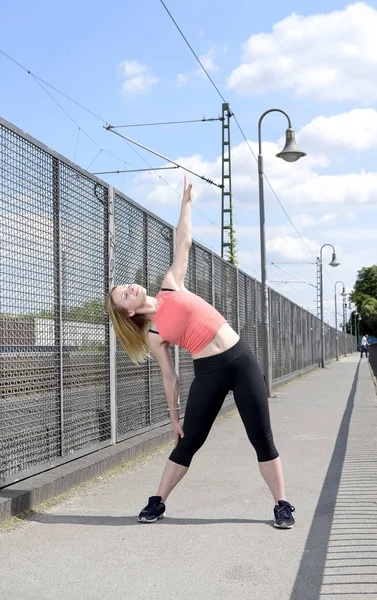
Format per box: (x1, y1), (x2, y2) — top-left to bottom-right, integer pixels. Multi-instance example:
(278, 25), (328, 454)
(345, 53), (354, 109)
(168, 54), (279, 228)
(111, 284), (147, 315)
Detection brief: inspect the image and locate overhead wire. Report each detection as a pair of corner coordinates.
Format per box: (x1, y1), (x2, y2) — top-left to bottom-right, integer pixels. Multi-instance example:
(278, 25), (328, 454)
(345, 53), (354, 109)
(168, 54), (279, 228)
(158, 0), (320, 266)
(1, 45), (318, 293)
(110, 117), (222, 128)
(0, 45), (260, 275)
(0, 48), (147, 172)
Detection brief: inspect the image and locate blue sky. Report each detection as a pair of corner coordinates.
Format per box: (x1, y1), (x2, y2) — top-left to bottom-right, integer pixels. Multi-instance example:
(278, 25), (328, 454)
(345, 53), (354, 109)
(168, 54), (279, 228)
(1, 0), (377, 324)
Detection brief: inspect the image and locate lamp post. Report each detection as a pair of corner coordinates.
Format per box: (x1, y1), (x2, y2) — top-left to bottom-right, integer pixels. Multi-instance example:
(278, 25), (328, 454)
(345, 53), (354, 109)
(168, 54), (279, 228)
(334, 281), (346, 361)
(357, 315), (361, 351)
(319, 244), (340, 368)
(348, 299), (358, 351)
(258, 109), (306, 397)
(343, 297), (348, 355)
(348, 300), (354, 340)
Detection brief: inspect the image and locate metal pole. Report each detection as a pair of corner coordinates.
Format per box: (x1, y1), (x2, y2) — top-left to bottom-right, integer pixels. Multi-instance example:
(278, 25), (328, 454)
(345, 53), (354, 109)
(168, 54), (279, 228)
(258, 150), (271, 397)
(53, 157), (64, 456)
(335, 289), (338, 361)
(350, 305), (353, 344)
(320, 252), (324, 368)
(319, 244), (338, 368)
(108, 185), (117, 445)
(257, 109), (296, 396)
(236, 268), (240, 336)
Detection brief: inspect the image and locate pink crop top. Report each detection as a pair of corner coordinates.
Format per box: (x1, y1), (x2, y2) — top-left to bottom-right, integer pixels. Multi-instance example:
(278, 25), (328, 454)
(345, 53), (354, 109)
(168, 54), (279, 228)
(152, 291), (227, 355)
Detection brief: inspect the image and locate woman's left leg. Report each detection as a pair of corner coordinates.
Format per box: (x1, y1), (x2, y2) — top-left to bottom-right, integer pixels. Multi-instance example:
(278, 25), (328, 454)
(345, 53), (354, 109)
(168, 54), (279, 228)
(231, 345), (286, 503)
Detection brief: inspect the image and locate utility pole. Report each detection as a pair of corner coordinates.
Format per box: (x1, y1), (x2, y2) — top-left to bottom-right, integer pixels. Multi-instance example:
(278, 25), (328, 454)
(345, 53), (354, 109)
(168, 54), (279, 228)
(316, 258), (321, 319)
(221, 103), (236, 263)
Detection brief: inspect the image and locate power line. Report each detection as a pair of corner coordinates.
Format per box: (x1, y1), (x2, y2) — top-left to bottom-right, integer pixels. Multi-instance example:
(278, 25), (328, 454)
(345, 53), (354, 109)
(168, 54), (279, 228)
(105, 127), (223, 188)
(0, 45), (244, 258)
(158, 2), (318, 261)
(92, 166), (179, 175)
(159, 1), (227, 103)
(0, 47), (145, 172)
(0, 49), (109, 125)
(269, 264), (305, 298)
(86, 149), (103, 171)
(270, 263), (316, 289)
(0, 44), (324, 294)
(110, 117), (222, 128)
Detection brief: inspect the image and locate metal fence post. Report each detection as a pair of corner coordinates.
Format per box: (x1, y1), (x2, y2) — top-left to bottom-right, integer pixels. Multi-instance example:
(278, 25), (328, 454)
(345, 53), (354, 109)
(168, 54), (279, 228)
(255, 278), (259, 360)
(52, 157), (64, 456)
(108, 186), (117, 445)
(211, 252), (215, 307)
(173, 227), (180, 378)
(236, 268), (240, 335)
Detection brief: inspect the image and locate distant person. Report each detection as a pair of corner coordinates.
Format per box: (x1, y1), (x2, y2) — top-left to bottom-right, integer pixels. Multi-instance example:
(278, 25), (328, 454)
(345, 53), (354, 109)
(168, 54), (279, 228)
(360, 334), (369, 358)
(107, 177), (295, 529)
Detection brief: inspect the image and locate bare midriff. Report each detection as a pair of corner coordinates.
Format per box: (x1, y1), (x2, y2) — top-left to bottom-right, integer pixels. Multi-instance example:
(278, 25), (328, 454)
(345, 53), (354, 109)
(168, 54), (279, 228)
(191, 323), (240, 359)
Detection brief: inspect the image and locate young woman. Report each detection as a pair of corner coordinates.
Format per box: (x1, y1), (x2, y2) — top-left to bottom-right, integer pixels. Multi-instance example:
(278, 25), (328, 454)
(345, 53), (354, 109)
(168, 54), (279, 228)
(107, 177), (295, 529)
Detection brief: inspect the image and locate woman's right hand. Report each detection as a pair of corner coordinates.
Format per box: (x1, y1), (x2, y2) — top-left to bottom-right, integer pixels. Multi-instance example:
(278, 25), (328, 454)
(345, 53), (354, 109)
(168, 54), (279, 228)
(172, 421), (185, 447)
(182, 175), (193, 204)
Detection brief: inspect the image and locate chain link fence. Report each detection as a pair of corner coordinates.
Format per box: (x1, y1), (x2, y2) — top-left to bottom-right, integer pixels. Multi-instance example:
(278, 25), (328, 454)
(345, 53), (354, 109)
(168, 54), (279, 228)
(0, 117), (356, 487)
(369, 344), (377, 381)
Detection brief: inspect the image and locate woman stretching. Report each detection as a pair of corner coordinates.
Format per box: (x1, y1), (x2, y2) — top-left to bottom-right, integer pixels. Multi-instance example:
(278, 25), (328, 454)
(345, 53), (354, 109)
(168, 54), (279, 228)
(107, 177), (295, 529)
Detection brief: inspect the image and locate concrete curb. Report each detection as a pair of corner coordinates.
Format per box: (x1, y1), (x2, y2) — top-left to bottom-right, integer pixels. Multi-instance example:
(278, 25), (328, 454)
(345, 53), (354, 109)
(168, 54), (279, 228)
(0, 400), (236, 524)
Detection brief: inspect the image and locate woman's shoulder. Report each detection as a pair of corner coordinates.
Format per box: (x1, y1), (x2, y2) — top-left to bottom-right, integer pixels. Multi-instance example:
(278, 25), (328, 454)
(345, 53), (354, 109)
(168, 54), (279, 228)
(160, 271), (194, 295)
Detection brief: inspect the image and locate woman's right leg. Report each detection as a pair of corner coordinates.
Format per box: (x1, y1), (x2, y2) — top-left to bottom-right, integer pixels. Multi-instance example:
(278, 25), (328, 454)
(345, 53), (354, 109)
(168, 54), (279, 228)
(157, 461), (188, 501)
(155, 374), (228, 501)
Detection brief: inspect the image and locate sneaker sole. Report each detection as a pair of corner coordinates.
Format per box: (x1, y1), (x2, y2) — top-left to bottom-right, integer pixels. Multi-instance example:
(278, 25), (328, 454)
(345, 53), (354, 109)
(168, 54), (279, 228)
(138, 512), (165, 523)
(274, 521), (294, 529)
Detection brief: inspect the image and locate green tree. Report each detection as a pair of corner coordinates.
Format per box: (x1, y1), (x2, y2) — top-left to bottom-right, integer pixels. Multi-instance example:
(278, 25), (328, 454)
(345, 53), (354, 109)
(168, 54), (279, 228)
(64, 299), (105, 323)
(350, 265), (377, 336)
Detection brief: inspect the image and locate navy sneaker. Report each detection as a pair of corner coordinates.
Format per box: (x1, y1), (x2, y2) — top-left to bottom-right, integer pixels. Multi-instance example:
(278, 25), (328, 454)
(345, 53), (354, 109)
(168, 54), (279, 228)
(138, 496), (166, 523)
(274, 500), (295, 529)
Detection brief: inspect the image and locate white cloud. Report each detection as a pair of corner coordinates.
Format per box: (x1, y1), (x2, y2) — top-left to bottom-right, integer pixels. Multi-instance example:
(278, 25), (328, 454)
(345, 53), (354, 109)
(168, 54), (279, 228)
(131, 134), (377, 211)
(227, 2), (377, 103)
(176, 73), (189, 88)
(266, 236), (318, 261)
(176, 47), (219, 87)
(298, 108), (377, 152)
(125, 107), (376, 319)
(120, 60), (159, 95)
(198, 48), (219, 74)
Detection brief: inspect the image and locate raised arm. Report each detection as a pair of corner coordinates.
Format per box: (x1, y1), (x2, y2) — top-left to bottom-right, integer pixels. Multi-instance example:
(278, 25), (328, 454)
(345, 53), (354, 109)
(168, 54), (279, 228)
(162, 176), (192, 289)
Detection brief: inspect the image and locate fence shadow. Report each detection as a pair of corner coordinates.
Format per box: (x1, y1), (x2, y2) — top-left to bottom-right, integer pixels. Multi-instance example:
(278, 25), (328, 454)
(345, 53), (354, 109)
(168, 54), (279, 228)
(290, 360), (377, 599)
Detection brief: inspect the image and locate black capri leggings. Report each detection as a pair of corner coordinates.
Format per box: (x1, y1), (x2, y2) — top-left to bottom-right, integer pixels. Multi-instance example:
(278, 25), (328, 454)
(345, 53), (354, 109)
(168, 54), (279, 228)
(169, 338), (279, 467)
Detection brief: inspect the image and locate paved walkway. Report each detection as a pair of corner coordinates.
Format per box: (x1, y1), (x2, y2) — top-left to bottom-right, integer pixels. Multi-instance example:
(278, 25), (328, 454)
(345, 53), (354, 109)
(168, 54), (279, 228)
(0, 356), (376, 600)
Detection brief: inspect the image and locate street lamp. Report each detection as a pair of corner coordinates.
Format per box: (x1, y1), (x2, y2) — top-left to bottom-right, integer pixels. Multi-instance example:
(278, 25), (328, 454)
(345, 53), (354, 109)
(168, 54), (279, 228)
(258, 109), (306, 397)
(357, 315), (361, 351)
(318, 244), (340, 368)
(348, 299), (357, 350)
(334, 281), (346, 361)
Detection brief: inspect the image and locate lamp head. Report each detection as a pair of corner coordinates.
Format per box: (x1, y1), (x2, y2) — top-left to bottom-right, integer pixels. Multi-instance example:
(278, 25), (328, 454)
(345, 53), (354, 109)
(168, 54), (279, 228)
(329, 252), (340, 267)
(276, 128), (307, 163)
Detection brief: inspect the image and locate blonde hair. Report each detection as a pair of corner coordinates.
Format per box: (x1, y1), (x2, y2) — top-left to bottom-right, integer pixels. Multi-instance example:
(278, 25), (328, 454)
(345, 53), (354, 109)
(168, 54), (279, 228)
(106, 286), (150, 364)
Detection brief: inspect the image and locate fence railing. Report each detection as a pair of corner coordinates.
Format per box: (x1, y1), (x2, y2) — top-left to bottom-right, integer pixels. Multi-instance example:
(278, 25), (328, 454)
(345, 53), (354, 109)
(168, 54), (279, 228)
(0, 116), (355, 488)
(369, 344), (377, 380)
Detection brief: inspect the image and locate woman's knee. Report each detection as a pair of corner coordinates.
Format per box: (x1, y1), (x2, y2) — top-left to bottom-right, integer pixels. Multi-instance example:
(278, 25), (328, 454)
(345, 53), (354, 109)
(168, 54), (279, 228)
(169, 434), (205, 467)
(252, 433), (279, 462)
